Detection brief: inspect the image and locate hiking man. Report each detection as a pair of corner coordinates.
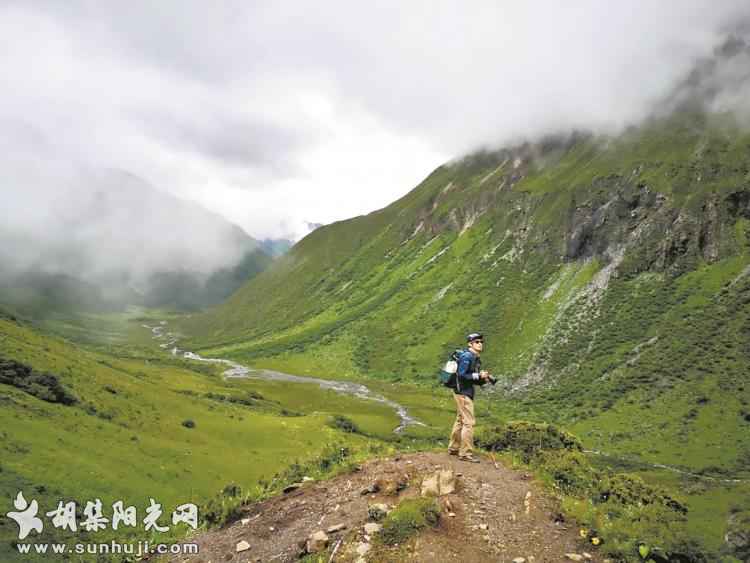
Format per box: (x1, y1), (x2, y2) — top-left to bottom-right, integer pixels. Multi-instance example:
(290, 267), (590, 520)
(448, 332), (493, 463)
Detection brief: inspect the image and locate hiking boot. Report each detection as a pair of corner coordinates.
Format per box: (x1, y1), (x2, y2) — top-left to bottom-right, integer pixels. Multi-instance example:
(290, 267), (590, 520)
(458, 455), (481, 463)
(447, 449), (459, 456)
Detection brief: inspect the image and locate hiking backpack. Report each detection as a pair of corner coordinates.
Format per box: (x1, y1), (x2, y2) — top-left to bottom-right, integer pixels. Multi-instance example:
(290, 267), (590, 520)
(438, 349), (464, 389)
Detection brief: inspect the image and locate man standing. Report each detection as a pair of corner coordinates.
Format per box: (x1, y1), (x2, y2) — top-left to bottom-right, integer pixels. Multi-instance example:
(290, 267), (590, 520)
(448, 332), (492, 463)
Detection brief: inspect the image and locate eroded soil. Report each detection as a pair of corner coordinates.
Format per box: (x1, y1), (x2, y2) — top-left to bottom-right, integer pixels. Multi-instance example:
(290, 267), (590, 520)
(169, 452), (603, 563)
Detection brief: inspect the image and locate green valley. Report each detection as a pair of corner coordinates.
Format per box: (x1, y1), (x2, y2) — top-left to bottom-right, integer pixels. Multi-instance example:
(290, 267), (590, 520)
(174, 111), (750, 561)
(0, 310), (448, 561)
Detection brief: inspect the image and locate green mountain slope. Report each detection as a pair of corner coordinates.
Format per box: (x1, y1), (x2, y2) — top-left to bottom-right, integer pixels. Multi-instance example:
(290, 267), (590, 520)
(184, 112), (749, 410)
(179, 111), (750, 557)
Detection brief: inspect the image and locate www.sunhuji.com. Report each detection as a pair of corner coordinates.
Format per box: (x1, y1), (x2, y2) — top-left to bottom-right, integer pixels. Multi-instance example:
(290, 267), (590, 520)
(16, 540), (199, 557)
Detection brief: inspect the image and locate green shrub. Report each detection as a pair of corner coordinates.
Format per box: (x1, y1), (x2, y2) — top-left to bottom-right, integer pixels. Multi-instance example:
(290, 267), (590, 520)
(535, 449), (600, 494)
(328, 414), (361, 434)
(181, 419), (196, 429)
(596, 473), (686, 513)
(264, 444), (353, 493)
(537, 454), (694, 561)
(477, 420), (582, 461)
(379, 497), (441, 546)
(201, 482), (253, 528)
(0, 358), (77, 405)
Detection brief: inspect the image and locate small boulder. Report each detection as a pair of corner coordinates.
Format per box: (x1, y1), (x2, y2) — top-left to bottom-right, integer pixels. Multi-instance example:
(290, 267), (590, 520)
(360, 482), (380, 495)
(564, 555), (584, 562)
(512, 558), (526, 563)
(438, 469), (456, 495)
(326, 523), (347, 533)
(306, 531), (329, 553)
(236, 540), (251, 552)
(421, 474), (440, 497)
(375, 475), (408, 495)
(421, 469), (456, 497)
(368, 503), (389, 521)
(356, 542), (371, 556)
(364, 522), (382, 535)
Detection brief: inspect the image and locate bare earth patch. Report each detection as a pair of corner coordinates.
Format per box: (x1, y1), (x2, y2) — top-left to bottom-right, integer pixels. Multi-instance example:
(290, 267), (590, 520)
(169, 452), (604, 563)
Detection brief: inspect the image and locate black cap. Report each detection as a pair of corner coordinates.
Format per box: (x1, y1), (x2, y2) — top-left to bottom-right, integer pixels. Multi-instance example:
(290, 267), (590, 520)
(466, 332), (483, 342)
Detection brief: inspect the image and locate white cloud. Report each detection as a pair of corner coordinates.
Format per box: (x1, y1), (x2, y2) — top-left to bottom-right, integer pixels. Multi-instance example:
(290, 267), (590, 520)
(1, 0), (749, 250)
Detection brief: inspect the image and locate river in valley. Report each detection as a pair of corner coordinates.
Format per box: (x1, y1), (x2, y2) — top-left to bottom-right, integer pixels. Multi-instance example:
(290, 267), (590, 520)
(143, 322), (424, 434)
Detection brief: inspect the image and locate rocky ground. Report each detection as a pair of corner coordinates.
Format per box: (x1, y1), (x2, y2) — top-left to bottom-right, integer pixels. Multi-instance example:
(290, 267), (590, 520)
(167, 452), (607, 563)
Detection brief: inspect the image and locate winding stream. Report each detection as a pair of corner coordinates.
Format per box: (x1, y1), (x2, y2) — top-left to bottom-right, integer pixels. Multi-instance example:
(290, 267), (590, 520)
(143, 322), (424, 433)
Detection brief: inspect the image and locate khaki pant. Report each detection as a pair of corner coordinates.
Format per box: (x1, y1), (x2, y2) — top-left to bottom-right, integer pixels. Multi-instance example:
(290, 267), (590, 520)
(448, 393), (475, 457)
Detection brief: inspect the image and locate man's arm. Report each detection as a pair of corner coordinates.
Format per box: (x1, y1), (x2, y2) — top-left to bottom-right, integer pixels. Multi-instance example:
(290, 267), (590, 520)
(456, 352), (481, 382)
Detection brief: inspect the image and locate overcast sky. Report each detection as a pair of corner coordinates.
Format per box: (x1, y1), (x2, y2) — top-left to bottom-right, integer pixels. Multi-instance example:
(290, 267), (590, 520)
(1, 1), (749, 241)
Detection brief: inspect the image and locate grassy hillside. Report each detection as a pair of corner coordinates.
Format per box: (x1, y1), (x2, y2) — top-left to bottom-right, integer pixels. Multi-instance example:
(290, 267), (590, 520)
(0, 311), (455, 561)
(178, 111), (750, 558)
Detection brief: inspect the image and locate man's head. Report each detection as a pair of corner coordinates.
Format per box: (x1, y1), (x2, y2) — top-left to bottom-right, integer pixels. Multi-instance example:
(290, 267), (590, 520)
(466, 332), (484, 354)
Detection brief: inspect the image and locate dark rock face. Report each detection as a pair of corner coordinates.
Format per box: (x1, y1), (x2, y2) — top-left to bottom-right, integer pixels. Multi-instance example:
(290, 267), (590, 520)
(727, 189), (750, 220)
(562, 183), (749, 274)
(564, 181), (661, 261)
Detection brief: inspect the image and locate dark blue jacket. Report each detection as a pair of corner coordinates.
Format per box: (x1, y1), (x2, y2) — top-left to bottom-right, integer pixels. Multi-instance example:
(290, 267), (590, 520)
(454, 349), (483, 399)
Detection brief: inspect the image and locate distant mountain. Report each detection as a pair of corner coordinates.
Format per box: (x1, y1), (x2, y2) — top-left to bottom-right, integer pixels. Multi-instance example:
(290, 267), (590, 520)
(260, 238), (294, 257)
(257, 222), (325, 258)
(0, 169), (273, 315)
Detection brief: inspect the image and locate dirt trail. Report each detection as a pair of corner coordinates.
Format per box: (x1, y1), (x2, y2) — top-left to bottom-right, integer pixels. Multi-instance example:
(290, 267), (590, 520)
(170, 452), (604, 563)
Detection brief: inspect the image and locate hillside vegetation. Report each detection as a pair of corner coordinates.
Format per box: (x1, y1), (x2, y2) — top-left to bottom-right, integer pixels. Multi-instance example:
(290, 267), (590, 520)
(180, 111), (750, 558)
(0, 310), (435, 561)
